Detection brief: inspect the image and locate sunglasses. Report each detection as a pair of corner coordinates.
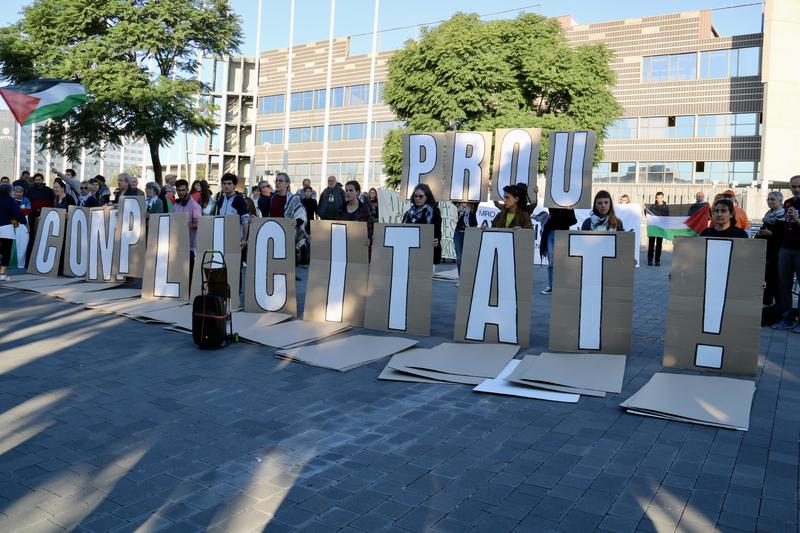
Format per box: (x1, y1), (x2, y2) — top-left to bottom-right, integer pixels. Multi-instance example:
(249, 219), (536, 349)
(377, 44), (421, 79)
(275, 179), (288, 183)
(80, 186), (88, 190)
(413, 194), (426, 199)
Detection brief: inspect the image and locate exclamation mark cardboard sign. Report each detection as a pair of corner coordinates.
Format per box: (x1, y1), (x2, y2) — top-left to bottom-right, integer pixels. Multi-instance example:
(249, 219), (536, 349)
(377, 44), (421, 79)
(549, 231), (634, 354)
(664, 237), (765, 376)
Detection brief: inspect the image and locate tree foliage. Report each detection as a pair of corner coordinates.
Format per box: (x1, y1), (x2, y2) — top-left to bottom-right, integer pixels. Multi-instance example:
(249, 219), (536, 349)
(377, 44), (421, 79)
(382, 13), (622, 188)
(0, 0), (242, 183)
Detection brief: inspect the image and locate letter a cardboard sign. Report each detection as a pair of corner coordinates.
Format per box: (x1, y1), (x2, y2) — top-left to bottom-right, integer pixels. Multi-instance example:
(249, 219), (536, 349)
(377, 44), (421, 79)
(244, 217), (297, 316)
(454, 228), (535, 347)
(490, 128), (542, 203)
(664, 236), (765, 376)
(544, 131), (596, 209)
(86, 206), (117, 282)
(445, 131), (493, 202)
(141, 213), (190, 301)
(28, 207), (66, 277)
(549, 231), (635, 354)
(364, 223), (434, 336)
(112, 196), (146, 279)
(63, 206), (90, 278)
(400, 133), (446, 201)
(190, 215), (242, 308)
(303, 220), (369, 326)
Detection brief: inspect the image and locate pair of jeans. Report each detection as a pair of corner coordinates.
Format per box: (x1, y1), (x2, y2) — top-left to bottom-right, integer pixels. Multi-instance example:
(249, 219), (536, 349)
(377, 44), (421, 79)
(647, 237), (663, 262)
(454, 230), (465, 274)
(546, 231), (555, 288)
(778, 247), (800, 320)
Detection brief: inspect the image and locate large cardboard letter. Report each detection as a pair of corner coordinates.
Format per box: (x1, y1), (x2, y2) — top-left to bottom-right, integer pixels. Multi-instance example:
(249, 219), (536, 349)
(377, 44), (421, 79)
(454, 228), (534, 346)
(550, 231), (635, 354)
(445, 131), (493, 202)
(191, 215), (241, 308)
(64, 206), (89, 278)
(142, 213), (190, 300)
(400, 133), (447, 201)
(27, 208), (66, 277)
(87, 207), (117, 282)
(490, 128), (541, 202)
(244, 217), (297, 315)
(112, 196), (146, 279)
(364, 224), (434, 335)
(664, 237), (765, 376)
(544, 131), (596, 209)
(303, 220), (369, 325)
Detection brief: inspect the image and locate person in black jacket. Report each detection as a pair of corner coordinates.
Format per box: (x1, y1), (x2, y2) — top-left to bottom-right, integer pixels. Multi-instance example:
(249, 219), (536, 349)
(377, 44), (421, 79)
(317, 176), (346, 220)
(700, 199), (748, 238)
(454, 201), (478, 273)
(756, 192), (785, 307)
(402, 184), (442, 264)
(0, 183), (27, 281)
(646, 191), (669, 266)
(540, 208), (577, 295)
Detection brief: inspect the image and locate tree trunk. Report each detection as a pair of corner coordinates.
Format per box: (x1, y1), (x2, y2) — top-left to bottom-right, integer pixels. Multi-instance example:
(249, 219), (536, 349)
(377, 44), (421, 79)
(147, 136), (163, 185)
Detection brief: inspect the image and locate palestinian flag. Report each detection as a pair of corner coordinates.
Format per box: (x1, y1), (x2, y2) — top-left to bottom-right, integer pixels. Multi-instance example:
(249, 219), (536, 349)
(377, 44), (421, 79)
(0, 79), (88, 126)
(646, 214), (698, 240)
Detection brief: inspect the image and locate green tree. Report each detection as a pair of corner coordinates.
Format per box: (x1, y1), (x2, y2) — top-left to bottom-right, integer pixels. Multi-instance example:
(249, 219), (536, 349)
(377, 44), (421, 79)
(382, 13), (622, 188)
(0, 0), (242, 184)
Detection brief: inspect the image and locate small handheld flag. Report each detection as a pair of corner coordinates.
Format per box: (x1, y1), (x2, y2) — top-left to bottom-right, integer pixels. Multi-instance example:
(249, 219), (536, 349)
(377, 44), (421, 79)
(0, 79), (88, 126)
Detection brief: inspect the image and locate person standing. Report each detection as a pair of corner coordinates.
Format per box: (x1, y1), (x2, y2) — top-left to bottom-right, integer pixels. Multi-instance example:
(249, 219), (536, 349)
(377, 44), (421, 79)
(700, 198), (748, 238)
(173, 179), (202, 277)
(454, 201), (478, 274)
(367, 187), (379, 222)
(687, 191), (708, 216)
(78, 181), (100, 207)
(213, 173), (250, 250)
(269, 173), (307, 268)
(317, 175), (346, 220)
(12, 186), (30, 269)
(12, 171), (31, 195)
(144, 182), (165, 217)
(94, 176), (112, 204)
(337, 180), (374, 244)
(24, 173), (54, 266)
(402, 183), (442, 264)
(295, 178), (317, 201)
(722, 189), (750, 230)
(646, 191), (669, 266)
(773, 175), (800, 332)
(492, 184), (533, 229)
(756, 192), (785, 308)
(298, 186), (318, 266)
(581, 190), (624, 232)
(256, 180), (272, 217)
(0, 183), (27, 281)
(540, 207), (577, 295)
(52, 178), (76, 210)
(113, 173), (143, 203)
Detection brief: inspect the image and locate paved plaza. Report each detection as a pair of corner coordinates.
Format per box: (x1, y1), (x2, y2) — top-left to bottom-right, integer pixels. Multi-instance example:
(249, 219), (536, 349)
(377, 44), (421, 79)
(0, 252), (798, 533)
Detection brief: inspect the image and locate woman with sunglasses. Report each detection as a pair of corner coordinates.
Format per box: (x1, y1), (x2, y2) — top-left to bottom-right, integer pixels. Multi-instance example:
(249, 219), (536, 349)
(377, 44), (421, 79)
(402, 183), (443, 264)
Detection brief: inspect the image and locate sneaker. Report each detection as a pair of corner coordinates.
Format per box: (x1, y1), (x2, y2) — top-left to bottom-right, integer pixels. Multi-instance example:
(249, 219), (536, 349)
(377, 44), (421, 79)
(772, 319), (795, 330)
(654, 260), (661, 267)
(0, 274), (7, 282)
(647, 260), (653, 266)
(540, 287), (552, 295)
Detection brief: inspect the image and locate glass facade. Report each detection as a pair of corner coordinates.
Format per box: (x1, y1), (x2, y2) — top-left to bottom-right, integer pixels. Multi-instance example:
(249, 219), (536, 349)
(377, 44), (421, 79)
(593, 162), (636, 183)
(695, 161), (757, 185)
(257, 94), (284, 114)
(638, 162), (693, 183)
(697, 113), (759, 137)
(605, 118), (637, 139)
(639, 116), (694, 139)
(606, 113), (757, 140)
(256, 129), (283, 145)
(643, 47), (760, 82)
(261, 121), (400, 145)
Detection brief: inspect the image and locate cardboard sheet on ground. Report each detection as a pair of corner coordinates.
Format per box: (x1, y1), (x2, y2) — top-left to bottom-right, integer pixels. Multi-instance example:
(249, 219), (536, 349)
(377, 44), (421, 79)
(63, 206), (90, 278)
(276, 335), (418, 371)
(86, 207), (118, 282)
(550, 231), (634, 354)
(454, 228), (534, 346)
(474, 360), (580, 403)
(364, 224), (434, 336)
(620, 373), (755, 431)
(509, 353), (626, 394)
(303, 220), (369, 326)
(378, 364), (447, 384)
(27, 208), (66, 277)
(664, 237), (765, 376)
(61, 288), (141, 305)
(0, 274), (50, 285)
(387, 343), (519, 384)
(88, 297), (186, 317)
(48, 281), (125, 299)
(112, 196), (146, 279)
(244, 217), (297, 316)
(191, 215), (242, 308)
(432, 267), (458, 282)
(505, 355), (605, 397)
(543, 131), (596, 210)
(237, 319), (349, 349)
(141, 213), (190, 301)
(6, 276), (84, 291)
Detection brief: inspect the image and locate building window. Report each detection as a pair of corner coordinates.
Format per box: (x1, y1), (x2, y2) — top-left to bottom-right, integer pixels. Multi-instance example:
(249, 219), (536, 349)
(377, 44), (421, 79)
(257, 94), (284, 115)
(329, 124), (342, 141)
(697, 113), (759, 137)
(345, 84), (370, 106)
(699, 47), (760, 79)
(344, 122), (367, 140)
(374, 82), (385, 104)
(312, 126), (325, 142)
(638, 162), (692, 183)
(313, 87), (344, 109)
(642, 53), (696, 82)
(290, 90), (314, 112)
(605, 118), (637, 139)
(256, 128), (283, 145)
(371, 120), (402, 139)
(696, 161), (756, 185)
(288, 127), (311, 143)
(593, 162), (636, 183)
(639, 116), (694, 139)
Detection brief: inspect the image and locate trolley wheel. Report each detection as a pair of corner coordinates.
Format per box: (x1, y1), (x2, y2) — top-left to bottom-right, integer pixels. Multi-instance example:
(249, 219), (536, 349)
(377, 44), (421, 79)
(233, 333), (240, 343)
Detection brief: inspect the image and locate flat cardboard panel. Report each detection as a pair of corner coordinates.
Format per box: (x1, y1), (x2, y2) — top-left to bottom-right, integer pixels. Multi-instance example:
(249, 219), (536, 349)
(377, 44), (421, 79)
(620, 373), (755, 430)
(454, 228), (535, 346)
(378, 365), (446, 384)
(190, 215), (242, 308)
(141, 213), (190, 301)
(490, 128), (542, 203)
(663, 237), (765, 376)
(244, 217), (297, 316)
(505, 354), (606, 397)
(86, 206), (118, 282)
(543, 131), (596, 209)
(112, 196), (146, 279)
(513, 352), (626, 393)
(303, 220), (369, 326)
(63, 288), (141, 305)
(63, 206), (90, 278)
(237, 319), (349, 349)
(391, 343), (518, 378)
(474, 360), (580, 403)
(364, 224), (434, 336)
(276, 335), (417, 371)
(549, 231), (634, 354)
(444, 131), (493, 202)
(27, 208), (66, 277)
(10, 276), (83, 291)
(400, 132), (447, 201)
